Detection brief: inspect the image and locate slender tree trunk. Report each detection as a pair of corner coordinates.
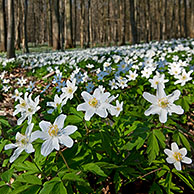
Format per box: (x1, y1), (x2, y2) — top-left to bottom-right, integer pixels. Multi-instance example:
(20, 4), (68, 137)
(7, 0), (15, 58)
(183, 0), (188, 37)
(86, 0), (91, 47)
(0, 0), (6, 51)
(65, 0), (73, 48)
(48, 0), (53, 46)
(22, 0), (29, 53)
(73, 0), (77, 47)
(89, 0), (93, 47)
(52, 0), (61, 50)
(129, 0), (138, 44)
(15, 0), (21, 50)
(80, 0), (85, 48)
(60, 0), (64, 50)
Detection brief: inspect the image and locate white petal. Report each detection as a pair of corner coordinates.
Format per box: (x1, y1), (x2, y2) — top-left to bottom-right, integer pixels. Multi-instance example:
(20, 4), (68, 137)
(25, 123), (34, 137)
(85, 109), (95, 121)
(164, 149), (174, 157)
(143, 92), (157, 104)
(77, 103), (88, 111)
(60, 125), (77, 136)
(171, 142), (179, 152)
(53, 114), (66, 130)
(17, 114), (27, 125)
(41, 139), (54, 157)
(10, 147), (24, 163)
(4, 143), (17, 150)
(96, 108), (108, 118)
(167, 90), (181, 103)
(39, 121), (51, 132)
(31, 130), (49, 141)
(156, 83), (166, 98)
(52, 137), (60, 151)
(81, 91), (92, 102)
(93, 88), (101, 98)
(182, 157), (192, 164)
(159, 109), (168, 123)
(27, 115), (32, 125)
(58, 135), (74, 148)
(144, 105), (160, 116)
(179, 148), (187, 157)
(25, 143), (35, 153)
(47, 109), (54, 114)
(169, 104), (184, 115)
(166, 157), (175, 164)
(174, 161), (182, 171)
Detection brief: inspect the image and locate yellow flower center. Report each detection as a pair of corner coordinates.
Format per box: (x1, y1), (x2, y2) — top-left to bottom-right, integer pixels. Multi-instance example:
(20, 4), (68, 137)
(116, 107), (120, 111)
(158, 98), (169, 108)
(155, 81), (159, 85)
(182, 75), (187, 80)
(131, 75), (134, 78)
(89, 98), (98, 108)
(20, 101), (26, 108)
(28, 107), (33, 112)
(173, 152), (182, 161)
(67, 87), (73, 94)
(48, 124), (59, 137)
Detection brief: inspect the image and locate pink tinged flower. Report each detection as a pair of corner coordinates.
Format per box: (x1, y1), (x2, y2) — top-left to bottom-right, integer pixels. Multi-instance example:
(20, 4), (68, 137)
(4, 123), (35, 163)
(31, 114), (77, 157)
(77, 87), (110, 121)
(164, 142), (192, 171)
(143, 83), (184, 123)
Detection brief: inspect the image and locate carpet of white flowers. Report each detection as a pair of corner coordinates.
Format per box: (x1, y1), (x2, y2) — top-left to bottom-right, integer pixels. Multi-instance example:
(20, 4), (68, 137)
(0, 38), (194, 193)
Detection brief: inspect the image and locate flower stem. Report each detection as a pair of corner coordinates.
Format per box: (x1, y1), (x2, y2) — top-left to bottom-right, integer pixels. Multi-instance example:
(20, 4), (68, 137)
(30, 155), (48, 180)
(59, 150), (71, 172)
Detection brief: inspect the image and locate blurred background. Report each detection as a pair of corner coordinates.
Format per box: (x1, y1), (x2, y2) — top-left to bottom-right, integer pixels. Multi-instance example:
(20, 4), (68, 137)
(0, 0), (194, 57)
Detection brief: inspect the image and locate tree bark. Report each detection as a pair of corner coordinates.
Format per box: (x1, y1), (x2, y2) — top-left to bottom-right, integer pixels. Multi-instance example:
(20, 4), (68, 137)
(80, 0), (85, 48)
(129, 0), (138, 44)
(52, 0), (61, 50)
(65, 0), (73, 48)
(7, 0), (15, 58)
(22, 0), (29, 53)
(0, 0), (6, 51)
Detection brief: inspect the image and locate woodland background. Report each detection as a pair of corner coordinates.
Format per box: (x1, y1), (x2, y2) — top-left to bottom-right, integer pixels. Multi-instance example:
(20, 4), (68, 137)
(0, 0), (194, 58)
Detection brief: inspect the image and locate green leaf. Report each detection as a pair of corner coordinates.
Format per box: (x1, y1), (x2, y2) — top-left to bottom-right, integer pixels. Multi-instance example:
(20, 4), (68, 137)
(69, 107), (84, 119)
(1, 169), (14, 183)
(149, 182), (163, 194)
(83, 163), (107, 177)
(0, 185), (11, 194)
(39, 178), (61, 194)
(165, 172), (172, 194)
(16, 174), (42, 185)
(62, 172), (85, 182)
(65, 115), (82, 124)
(179, 133), (191, 151)
(54, 182), (67, 194)
(154, 129), (166, 148)
(147, 131), (159, 164)
(172, 169), (194, 190)
(11, 185), (33, 194)
(21, 185), (41, 194)
(0, 118), (11, 127)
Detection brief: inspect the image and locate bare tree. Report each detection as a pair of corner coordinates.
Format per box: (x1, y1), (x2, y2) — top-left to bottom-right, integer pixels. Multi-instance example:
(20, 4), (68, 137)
(22, 0), (29, 53)
(7, 0), (15, 58)
(52, 0), (61, 50)
(80, 0), (85, 48)
(0, 0), (6, 51)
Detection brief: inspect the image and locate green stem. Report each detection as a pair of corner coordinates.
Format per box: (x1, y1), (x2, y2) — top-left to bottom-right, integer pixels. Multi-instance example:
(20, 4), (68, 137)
(59, 150), (71, 172)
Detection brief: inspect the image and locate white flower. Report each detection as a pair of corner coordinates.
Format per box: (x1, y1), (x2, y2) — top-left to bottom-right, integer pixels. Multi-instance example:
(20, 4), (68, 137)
(174, 69), (193, 86)
(148, 71), (169, 89)
(164, 142), (192, 171)
(12, 89), (23, 101)
(17, 76), (27, 87)
(109, 79), (118, 90)
(116, 77), (128, 89)
(126, 70), (138, 81)
(77, 87), (110, 121)
(13, 92), (40, 125)
(31, 114), (77, 157)
(108, 100), (123, 117)
(47, 94), (67, 114)
(4, 123), (35, 163)
(61, 79), (77, 100)
(143, 83), (184, 123)
(2, 85), (11, 92)
(141, 67), (153, 79)
(86, 64), (94, 68)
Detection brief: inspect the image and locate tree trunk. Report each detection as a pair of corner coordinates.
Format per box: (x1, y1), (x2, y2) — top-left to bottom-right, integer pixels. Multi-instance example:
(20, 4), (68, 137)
(0, 0), (6, 51)
(73, 0), (77, 47)
(60, 0), (64, 50)
(22, 0), (29, 53)
(65, 0), (73, 48)
(80, 0), (85, 48)
(15, 0), (21, 50)
(183, 0), (188, 37)
(48, 0), (53, 46)
(52, 0), (61, 50)
(129, 0), (138, 44)
(7, 0), (15, 58)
